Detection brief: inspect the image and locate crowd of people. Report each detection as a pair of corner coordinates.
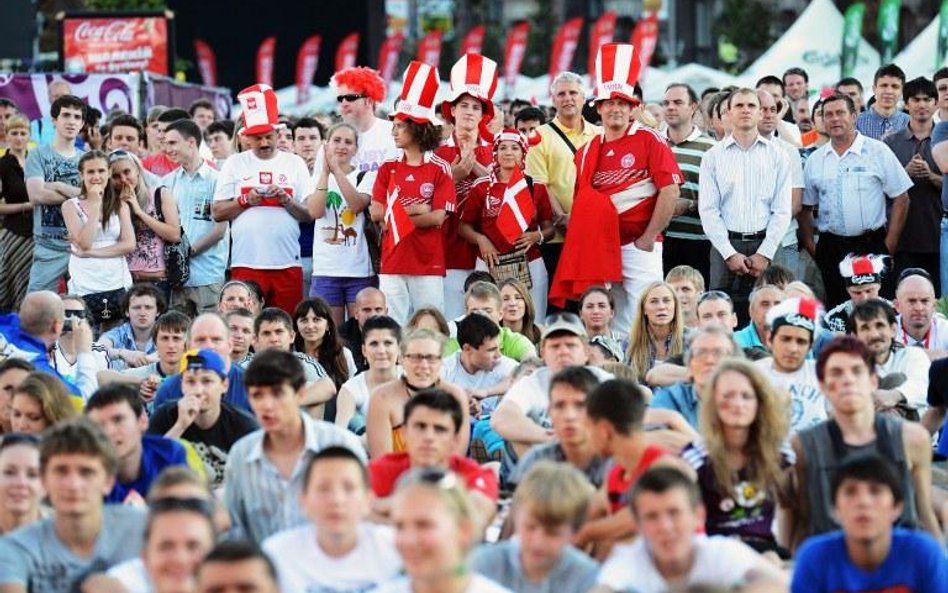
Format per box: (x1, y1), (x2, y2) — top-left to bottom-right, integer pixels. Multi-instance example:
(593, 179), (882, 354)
(0, 39), (944, 593)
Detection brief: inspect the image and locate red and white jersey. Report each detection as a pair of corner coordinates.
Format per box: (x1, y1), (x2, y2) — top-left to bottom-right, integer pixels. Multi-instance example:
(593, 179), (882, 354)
(435, 137), (493, 270)
(462, 174), (553, 261)
(372, 152), (456, 276)
(586, 122), (682, 243)
(214, 150), (314, 269)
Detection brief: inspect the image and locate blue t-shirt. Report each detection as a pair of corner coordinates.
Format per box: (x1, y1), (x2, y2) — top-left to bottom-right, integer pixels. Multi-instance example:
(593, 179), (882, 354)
(161, 164), (226, 287)
(651, 382), (700, 429)
(933, 121), (948, 211)
(153, 363), (249, 413)
(24, 143), (83, 247)
(106, 434), (190, 503)
(791, 528), (947, 593)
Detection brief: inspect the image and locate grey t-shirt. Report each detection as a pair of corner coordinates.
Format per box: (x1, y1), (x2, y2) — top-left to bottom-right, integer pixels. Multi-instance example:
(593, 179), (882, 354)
(24, 143), (83, 248)
(470, 538), (598, 593)
(509, 440), (611, 489)
(0, 505), (147, 593)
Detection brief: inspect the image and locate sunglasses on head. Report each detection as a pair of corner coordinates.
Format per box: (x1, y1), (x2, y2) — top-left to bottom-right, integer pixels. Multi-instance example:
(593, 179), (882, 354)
(336, 94), (367, 103)
(697, 290), (732, 305)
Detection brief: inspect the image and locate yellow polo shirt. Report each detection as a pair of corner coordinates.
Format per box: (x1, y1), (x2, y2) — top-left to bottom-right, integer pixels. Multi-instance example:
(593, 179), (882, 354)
(525, 117), (600, 242)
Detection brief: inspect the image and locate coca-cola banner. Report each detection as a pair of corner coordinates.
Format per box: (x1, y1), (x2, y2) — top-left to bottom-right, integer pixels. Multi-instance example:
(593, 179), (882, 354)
(61, 14), (171, 75)
(0, 73), (140, 121)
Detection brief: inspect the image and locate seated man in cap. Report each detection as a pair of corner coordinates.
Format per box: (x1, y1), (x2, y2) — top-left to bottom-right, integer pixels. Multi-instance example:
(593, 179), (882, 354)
(823, 254), (888, 333)
(148, 348), (259, 489)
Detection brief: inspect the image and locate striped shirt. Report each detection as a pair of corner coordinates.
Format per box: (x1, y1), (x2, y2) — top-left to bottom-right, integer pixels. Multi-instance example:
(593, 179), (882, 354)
(698, 133), (793, 260)
(663, 126), (715, 240)
(223, 411), (366, 543)
(855, 107), (909, 140)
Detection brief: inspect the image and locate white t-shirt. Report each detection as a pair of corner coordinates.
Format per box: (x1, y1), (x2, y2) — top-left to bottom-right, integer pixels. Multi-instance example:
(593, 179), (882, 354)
(505, 366), (612, 430)
(441, 352), (517, 394)
(372, 574), (513, 593)
(214, 150), (314, 269)
(754, 358), (828, 434)
(353, 118), (399, 174)
(340, 366), (403, 415)
(262, 522), (401, 593)
(106, 558), (150, 593)
(878, 345), (930, 409)
(598, 535), (764, 592)
(312, 168), (373, 278)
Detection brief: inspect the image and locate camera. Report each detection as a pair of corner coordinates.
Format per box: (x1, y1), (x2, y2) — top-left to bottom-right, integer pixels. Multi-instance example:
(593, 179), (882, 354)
(63, 309), (86, 332)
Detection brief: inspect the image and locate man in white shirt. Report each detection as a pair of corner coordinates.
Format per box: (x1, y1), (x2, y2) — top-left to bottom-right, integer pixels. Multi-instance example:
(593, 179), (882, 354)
(593, 466), (786, 593)
(850, 298), (930, 414)
(699, 88), (793, 325)
(893, 268), (948, 359)
(799, 93), (913, 307)
(212, 84), (314, 314)
(756, 297), (828, 434)
(441, 313), (517, 409)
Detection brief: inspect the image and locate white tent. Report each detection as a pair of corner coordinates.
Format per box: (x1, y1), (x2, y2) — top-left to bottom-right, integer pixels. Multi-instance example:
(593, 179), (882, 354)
(894, 17), (943, 80)
(739, 0), (880, 91)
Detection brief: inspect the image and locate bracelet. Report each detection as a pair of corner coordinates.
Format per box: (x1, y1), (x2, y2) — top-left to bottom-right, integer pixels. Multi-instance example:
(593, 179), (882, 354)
(316, 186), (328, 191)
(537, 231), (545, 245)
(236, 194), (250, 209)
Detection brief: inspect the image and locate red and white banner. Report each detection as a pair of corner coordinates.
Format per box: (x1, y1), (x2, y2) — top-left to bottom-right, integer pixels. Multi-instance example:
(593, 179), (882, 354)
(460, 25), (486, 57)
(497, 167), (536, 243)
(630, 13), (660, 79)
(503, 22), (530, 94)
(548, 17), (583, 79)
(415, 30), (443, 68)
(295, 35), (321, 104)
(62, 15), (170, 75)
(335, 32), (360, 72)
(377, 33), (404, 86)
(193, 39), (217, 87)
(587, 11), (617, 83)
(385, 183), (415, 246)
(255, 36), (276, 87)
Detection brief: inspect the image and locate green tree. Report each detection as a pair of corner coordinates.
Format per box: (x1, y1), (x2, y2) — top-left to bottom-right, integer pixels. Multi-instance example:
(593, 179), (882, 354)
(326, 190), (343, 243)
(712, 0), (774, 72)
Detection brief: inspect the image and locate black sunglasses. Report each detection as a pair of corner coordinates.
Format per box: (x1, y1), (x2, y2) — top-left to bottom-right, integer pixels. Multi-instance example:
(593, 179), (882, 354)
(697, 290), (733, 305)
(336, 94), (367, 103)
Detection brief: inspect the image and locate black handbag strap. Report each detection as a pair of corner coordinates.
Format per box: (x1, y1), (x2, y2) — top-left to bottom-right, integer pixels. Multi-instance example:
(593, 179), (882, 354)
(152, 187), (165, 222)
(548, 121), (577, 154)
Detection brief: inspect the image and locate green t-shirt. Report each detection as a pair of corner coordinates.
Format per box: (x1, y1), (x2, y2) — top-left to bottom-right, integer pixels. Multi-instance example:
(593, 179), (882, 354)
(445, 326), (536, 361)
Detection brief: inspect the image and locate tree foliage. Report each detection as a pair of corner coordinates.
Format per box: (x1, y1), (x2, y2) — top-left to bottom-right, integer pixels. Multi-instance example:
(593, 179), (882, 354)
(712, 0), (774, 71)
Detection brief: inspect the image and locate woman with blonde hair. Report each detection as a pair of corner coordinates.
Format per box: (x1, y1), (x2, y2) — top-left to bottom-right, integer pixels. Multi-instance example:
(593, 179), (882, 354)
(682, 358), (792, 555)
(625, 281), (685, 383)
(373, 468), (513, 593)
(0, 115), (34, 311)
(498, 279), (541, 346)
(10, 372), (79, 434)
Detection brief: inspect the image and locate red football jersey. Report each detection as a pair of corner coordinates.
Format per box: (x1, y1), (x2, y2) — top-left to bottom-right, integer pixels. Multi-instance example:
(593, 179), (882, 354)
(461, 174), (553, 261)
(368, 452), (499, 500)
(435, 142), (494, 270)
(588, 126), (683, 243)
(371, 152), (456, 276)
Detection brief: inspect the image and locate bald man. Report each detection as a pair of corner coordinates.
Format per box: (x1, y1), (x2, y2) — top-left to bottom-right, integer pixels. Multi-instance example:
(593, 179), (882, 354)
(152, 313), (251, 412)
(0, 290), (94, 397)
(894, 271), (948, 360)
(339, 286), (389, 372)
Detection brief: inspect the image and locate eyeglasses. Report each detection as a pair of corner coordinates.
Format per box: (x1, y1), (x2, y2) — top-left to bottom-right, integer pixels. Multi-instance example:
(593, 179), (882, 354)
(691, 347), (732, 360)
(697, 290), (733, 305)
(402, 353), (442, 365)
(543, 312), (583, 326)
(336, 94), (367, 103)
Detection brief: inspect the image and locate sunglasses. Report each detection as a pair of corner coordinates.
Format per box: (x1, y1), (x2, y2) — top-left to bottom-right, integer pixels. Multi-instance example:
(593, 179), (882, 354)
(336, 94), (367, 103)
(697, 290), (733, 305)
(107, 149), (133, 163)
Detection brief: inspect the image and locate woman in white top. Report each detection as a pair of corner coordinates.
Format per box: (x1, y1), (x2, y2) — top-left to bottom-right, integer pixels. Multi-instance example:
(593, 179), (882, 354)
(372, 468), (513, 593)
(61, 150), (134, 323)
(335, 315), (402, 434)
(307, 122), (373, 327)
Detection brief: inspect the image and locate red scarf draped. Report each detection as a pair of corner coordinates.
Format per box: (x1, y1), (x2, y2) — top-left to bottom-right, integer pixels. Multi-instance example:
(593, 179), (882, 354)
(548, 131), (628, 307)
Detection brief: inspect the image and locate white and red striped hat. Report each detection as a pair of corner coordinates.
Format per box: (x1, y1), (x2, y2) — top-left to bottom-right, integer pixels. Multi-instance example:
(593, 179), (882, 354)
(766, 297), (824, 334)
(390, 61), (443, 126)
(442, 53), (499, 123)
(839, 253), (888, 286)
(237, 83), (284, 136)
(594, 43), (643, 105)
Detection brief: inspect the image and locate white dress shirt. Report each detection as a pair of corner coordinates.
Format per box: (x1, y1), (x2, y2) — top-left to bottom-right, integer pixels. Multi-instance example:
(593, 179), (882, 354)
(802, 132), (913, 236)
(698, 133), (793, 260)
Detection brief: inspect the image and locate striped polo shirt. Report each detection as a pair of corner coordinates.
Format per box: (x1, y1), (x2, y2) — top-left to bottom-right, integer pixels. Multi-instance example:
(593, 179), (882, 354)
(663, 127), (715, 240)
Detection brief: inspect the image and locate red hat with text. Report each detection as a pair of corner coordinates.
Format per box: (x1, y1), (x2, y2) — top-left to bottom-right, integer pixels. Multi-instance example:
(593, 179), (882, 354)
(766, 297), (823, 335)
(390, 61), (443, 126)
(442, 53), (499, 123)
(237, 84), (284, 136)
(594, 43), (642, 105)
(839, 253), (888, 286)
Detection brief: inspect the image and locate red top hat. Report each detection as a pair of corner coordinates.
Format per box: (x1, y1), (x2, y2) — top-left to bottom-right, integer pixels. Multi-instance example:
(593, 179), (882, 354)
(237, 84), (283, 136)
(594, 43), (642, 105)
(390, 61), (443, 126)
(441, 53), (499, 123)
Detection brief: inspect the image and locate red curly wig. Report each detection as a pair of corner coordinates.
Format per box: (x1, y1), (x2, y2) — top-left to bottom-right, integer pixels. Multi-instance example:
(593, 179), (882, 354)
(331, 67), (386, 104)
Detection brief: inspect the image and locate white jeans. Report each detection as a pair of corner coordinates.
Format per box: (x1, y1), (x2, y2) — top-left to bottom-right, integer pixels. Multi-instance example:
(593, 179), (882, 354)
(379, 274), (445, 326)
(610, 241), (664, 341)
(443, 269), (471, 320)
(474, 257), (549, 321)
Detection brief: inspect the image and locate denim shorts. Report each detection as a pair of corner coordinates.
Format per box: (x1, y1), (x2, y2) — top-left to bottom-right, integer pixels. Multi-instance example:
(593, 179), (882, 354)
(310, 275), (376, 306)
